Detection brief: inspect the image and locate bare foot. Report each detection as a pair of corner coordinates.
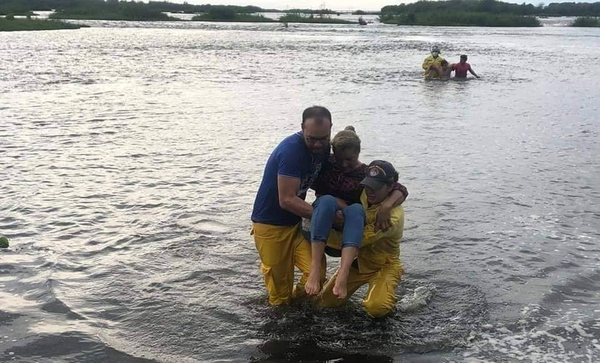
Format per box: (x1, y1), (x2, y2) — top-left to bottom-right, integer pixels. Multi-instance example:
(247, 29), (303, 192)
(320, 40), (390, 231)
(305, 272), (321, 296)
(333, 279), (348, 300)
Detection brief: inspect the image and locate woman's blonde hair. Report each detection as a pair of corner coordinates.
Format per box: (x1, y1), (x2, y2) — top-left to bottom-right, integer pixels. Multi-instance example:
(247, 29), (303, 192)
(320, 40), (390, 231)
(331, 126), (360, 153)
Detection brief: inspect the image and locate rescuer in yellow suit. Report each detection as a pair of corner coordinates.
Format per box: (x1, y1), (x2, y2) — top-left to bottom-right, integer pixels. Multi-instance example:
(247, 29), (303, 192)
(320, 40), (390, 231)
(422, 45), (445, 79)
(318, 160), (405, 318)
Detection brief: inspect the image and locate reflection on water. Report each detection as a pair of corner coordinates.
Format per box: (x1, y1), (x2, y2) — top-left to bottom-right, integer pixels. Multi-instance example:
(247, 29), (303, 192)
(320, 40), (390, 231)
(1, 21), (600, 363)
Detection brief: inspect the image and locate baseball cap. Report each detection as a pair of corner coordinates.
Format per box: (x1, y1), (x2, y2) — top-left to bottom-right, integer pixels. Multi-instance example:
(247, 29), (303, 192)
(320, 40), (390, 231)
(432, 45), (441, 53)
(360, 160), (397, 191)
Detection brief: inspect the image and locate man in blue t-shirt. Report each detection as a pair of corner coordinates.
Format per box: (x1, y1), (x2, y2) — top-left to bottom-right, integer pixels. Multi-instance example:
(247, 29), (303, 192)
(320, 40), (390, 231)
(251, 106), (332, 306)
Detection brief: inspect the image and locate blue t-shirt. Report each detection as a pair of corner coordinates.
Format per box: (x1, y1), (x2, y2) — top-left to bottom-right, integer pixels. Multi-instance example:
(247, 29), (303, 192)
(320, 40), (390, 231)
(252, 132), (323, 226)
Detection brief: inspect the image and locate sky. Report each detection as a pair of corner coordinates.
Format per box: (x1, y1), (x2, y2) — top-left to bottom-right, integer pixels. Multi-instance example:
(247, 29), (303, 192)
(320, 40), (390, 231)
(163, 0), (595, 11)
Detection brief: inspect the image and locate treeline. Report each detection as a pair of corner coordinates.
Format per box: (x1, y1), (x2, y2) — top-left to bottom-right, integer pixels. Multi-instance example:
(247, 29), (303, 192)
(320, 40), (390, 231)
(0, 0), (84, 14)
(0, 0), (273, 15)
(384, 11), (541, 26)
(382, 0), (540, 17)
(544, 2), (600, 16)
(382, 0), (600, 18)
(47, 1), (177, 21)
(146, 2), (270, 14)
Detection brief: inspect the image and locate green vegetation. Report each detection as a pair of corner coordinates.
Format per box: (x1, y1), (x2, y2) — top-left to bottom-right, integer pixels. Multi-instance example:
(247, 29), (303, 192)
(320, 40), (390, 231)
(0, 1), (278, 17)
(50, 1), (179, 21)
(382, 0), (600, 19)
(0, 17), (85, 31)
(148, 2), (273, 14)
(193, 10), (354, 24)
(192, 8), (276, 22)
(0, 236), (8, 248)
(352, 10), (381, 15)
(571, 16), (600, 27)
(381, 0), (542, 27)
(0, 11), (37, 16)
(285, 8), (340, 15)
(383, 11), (541, 27)
(544, 3), (600, 17)
(279, 14), (353, 24)
(192, 7), (355, 24)
(5, 0), (600, 26)
(382, 0), (539, 17)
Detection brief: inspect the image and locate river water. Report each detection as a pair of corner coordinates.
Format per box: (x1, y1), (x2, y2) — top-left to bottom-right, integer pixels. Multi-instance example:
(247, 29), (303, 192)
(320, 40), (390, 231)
(1, 21), (599, 363)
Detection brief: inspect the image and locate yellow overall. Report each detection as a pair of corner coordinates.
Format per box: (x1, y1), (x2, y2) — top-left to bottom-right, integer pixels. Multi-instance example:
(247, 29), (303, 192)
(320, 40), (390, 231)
(318, 191), (405, 318)
(252, 223), (325, 305)
(422, 55), (445, 79)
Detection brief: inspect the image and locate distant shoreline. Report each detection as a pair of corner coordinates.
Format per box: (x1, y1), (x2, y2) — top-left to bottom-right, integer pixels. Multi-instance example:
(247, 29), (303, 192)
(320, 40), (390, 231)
(571, 16), (600, 27)
(0, 18), (87, 32)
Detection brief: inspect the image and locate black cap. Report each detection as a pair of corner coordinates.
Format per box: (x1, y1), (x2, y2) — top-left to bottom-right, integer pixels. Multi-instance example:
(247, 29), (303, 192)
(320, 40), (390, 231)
(360, 160), (397, 191)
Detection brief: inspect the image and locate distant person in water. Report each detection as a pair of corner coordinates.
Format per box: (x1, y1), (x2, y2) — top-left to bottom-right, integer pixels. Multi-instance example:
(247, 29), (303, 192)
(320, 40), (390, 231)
(432, 59), (453, 80)
(422, 46), (445, 79)
(317, 160), (405, 318)
(453, 55), (480, 79)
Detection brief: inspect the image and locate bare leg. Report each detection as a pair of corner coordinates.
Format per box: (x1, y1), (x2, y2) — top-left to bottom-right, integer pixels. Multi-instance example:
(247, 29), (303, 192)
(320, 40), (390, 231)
(305, 241), (326, 295)
(333, 246), (358, 299)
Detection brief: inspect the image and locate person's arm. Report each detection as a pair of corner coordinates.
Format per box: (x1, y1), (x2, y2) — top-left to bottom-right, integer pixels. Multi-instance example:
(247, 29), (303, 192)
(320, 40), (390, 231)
(276, 146), (316, 219)
(376, 186), (406, 232)
(422, 57), (432, 70)
(362, 208), (404, 248)
(278, 175), (313, 219)
(469, 65), (480, 78)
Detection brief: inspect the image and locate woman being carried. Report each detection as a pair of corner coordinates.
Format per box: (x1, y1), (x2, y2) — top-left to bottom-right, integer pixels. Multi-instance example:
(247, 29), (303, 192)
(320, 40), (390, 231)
(305, 126), (408, 299)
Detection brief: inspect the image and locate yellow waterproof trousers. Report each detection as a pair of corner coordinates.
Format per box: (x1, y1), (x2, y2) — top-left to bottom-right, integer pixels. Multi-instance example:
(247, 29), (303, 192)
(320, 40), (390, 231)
(252, 223), (324, 306)
(318, 261), (403, 318)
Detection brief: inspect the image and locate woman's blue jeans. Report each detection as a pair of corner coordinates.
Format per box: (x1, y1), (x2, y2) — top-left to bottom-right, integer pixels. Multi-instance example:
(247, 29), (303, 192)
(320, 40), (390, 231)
(310, 195), (365, 249)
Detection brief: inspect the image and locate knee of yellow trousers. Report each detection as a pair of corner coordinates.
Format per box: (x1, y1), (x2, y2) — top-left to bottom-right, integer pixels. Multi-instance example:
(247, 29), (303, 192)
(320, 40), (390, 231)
(363, 298), (395, 318)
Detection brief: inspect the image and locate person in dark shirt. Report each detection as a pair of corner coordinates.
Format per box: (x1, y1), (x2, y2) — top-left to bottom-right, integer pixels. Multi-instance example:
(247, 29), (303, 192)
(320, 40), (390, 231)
(251, 106), (332, 306)
(305, 126), (408, 298)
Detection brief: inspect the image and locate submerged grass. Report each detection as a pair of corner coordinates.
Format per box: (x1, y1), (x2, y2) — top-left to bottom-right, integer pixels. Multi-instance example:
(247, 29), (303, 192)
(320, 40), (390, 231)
(191, 9), (354, 24)
(571, 16), (600, 27)
(192, 13), (276, 22)
(0, 18), (86, 31)
(381, 11), (541, 27)
(279, 14), (354, 24)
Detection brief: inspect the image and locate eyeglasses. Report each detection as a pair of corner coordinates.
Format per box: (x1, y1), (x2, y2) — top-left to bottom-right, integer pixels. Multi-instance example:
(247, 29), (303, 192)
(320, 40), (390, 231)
(305, 136), (329, 144)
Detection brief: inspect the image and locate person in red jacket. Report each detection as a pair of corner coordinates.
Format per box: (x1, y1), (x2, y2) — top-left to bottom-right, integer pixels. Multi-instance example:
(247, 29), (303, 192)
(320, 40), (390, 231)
(453, 55), (480, 79)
